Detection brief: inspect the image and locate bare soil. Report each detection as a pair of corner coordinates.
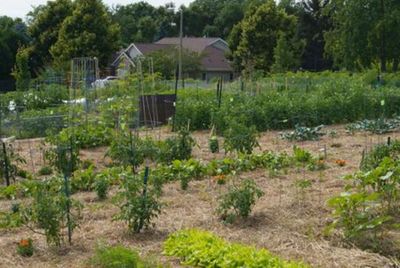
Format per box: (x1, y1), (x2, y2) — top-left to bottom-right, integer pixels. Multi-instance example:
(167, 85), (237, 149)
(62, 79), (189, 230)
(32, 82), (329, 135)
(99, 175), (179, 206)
(1, 125), (399, 268)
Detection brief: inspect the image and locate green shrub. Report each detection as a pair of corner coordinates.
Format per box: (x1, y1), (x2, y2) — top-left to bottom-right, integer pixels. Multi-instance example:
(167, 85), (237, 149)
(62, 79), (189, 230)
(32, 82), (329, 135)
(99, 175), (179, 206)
(114, 173), (161, 233)
(71, 165), (96, 193)
(360, 140), (400, 171)
(20, 178), (82, 247)
(163, 229), (309, 268)
(93, 174), (110, 200)
(90, 245), (142, 268)
(209, 136), (219, 153)
(17, 238), (34, 257)
(158, 128), (195, 164)
(327, 157), (400, 251)
(223, 121), (259, 154)
(217, 179), (264, 222)
(38, 166), (53, 176)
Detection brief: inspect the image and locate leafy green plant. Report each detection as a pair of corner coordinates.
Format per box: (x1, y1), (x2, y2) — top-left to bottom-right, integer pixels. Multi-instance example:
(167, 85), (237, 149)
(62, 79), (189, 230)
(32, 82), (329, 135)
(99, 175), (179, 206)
(158, 128), (195, 164)
(360, 141), (400, 171)
(327, 157), (400, 249)
(93, 174), (110, 200)
(38, 166), (53, 176)
(346, 118), (400, 134)
(209, 136), (219, 153)
(163, 229), (309, 268)
(106, 130), (155, 173)
(0, 142), (26, 185)
(90, 244), (142, 268)
(280, 125), (325, 141)
(223, 121), (259, 154)
(217, 179), (264, 222)
(20, 178), (82, 247)
(71, 165), (96, 193)
(114, 173), (161, 233)
(17, 238), (34, 257)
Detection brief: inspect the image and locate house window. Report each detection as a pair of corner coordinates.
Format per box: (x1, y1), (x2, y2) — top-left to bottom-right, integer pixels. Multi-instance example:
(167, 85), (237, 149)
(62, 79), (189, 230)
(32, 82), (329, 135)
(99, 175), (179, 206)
(202, 73), (206, 81)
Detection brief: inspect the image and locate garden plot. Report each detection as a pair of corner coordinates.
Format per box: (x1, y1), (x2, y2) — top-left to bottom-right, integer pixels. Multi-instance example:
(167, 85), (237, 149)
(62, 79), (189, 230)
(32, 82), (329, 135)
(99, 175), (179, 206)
(0, 124), (398, 268)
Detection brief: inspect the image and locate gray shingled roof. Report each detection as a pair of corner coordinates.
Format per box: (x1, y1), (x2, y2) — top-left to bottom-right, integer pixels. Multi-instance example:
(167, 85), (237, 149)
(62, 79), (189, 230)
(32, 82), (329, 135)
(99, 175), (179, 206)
(155, 37), (221, 53)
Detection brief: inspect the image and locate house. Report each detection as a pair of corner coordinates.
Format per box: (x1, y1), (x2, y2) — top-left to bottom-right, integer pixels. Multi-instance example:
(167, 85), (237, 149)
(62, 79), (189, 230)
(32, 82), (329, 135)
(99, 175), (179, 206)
(111, 37), (234, 82)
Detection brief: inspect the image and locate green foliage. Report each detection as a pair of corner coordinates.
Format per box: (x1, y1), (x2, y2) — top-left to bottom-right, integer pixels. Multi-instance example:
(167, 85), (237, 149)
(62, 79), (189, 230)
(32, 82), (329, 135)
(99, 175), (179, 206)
(217, 179), (264, 222)
(281, 125), (325, 141)
(93, 173), (110, 200)
(114, 173), (161, 233)
(163, 229), (309, 268)
(223, 121), (259, 154)
(49, 123), (113, 149)
(71, 165), (96, 193)
(328, 157), (400, 247)
(209, 136), (219, 153)
(325, 0), (400, 71)
(51, 0), (120, 67)
(90, 244), (142, 268)
(20, 178), (82, 247)
(90, 244), (164, 268)
(0, 210), (24, 229)
(17, 238), (34, 257)
(0, 16), (29, 80)
(346, 118), (400, 134)
(107, 131), (156, 171)
(272, 31), (305, 73)
(38, 166), (53, 176)
(230, 0), (297, 72)
(12, 47), (30, 91)
(0, 142), (26, 185)
(293, 146), (313, 163)
(146, 48), (202, 79)
(27, 0), (73, 73)
(158, 128), (195, 164)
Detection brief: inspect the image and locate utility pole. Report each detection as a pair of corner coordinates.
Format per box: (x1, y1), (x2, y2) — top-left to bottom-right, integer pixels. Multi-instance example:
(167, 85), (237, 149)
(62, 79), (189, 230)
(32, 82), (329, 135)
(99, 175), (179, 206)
(179, 8), (184, 88)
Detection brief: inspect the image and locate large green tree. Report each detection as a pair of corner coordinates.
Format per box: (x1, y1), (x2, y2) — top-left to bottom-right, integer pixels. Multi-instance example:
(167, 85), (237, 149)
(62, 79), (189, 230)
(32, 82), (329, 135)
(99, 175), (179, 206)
(12, 47), (31, 91)
(27, 0), (73, 74)
(325, 0), (400, 72)
(112, 2), (176, 46)
(51, 0), (120, 67)
(146, 48), (202, 79)
(0, 16), (29, 83)
(229, 0), (298, 72)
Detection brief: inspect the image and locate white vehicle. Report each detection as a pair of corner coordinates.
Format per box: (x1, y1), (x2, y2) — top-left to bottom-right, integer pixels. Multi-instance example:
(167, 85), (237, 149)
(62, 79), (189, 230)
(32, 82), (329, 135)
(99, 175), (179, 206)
(92, 76), (118, 88)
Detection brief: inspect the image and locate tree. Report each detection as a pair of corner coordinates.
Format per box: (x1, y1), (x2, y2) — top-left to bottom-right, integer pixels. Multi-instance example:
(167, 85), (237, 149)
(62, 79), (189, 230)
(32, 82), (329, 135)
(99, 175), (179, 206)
(0, 16), (29, 83)
(12, 47), (31, 91)
(230, 0), (297, 73)
(146, 48), (202, 79)
(112, 2), (176, 46)
(325, 0), (400, 72)
(297, 0), (332, 71)
(272, 31), (304, 73)
(51, 0), (120, 68)
(27, 0), (73, 75)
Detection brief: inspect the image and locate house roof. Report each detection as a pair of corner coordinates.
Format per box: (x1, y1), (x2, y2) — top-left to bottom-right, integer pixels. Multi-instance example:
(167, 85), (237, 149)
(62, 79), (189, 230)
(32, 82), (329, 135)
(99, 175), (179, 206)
(112, 37), (233, 72)
(155, 37), (225, 53)
(134, 43), (171, 55)
(202, 46), (233, 72)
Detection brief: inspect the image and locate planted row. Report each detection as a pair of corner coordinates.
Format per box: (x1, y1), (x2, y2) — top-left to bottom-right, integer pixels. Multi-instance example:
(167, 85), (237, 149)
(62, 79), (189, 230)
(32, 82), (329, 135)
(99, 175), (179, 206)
(163, 229), (309, 267)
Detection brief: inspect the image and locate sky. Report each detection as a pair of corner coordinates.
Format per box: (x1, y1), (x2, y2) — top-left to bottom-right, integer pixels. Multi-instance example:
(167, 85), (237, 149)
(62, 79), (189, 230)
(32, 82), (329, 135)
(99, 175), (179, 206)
(0, 0), (193, 19)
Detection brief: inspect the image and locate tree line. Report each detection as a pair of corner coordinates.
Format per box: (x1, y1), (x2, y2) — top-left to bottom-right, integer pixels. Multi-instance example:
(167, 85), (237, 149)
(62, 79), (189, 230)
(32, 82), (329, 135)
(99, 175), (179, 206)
(1, 0), (399, 90)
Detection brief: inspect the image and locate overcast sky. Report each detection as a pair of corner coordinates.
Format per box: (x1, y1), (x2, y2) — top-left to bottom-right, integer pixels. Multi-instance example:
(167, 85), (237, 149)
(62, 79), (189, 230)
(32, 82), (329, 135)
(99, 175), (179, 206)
(0, 0), (194, 19)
